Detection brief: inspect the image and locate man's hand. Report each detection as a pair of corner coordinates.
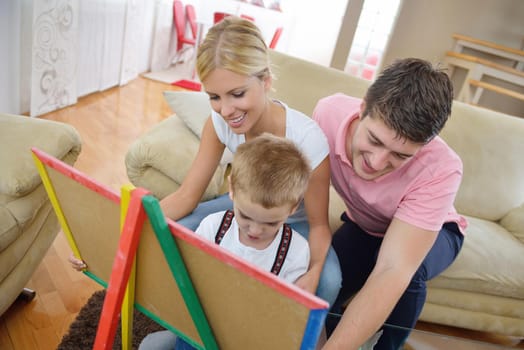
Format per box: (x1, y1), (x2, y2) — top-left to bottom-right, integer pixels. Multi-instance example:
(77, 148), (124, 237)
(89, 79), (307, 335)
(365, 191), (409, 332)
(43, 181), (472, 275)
(68, 253), (87, 271)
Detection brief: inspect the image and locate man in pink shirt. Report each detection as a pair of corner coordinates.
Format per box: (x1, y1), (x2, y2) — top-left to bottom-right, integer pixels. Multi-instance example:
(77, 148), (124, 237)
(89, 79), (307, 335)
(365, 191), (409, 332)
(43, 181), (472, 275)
(313, 58), (466, 350)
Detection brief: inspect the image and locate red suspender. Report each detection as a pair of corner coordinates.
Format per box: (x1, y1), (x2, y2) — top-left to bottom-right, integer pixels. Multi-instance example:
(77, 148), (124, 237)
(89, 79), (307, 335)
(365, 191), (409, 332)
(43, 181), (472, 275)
(270, 224), (292, 276)
(214, 210), (293, 276)
(215, 210), (234, 244)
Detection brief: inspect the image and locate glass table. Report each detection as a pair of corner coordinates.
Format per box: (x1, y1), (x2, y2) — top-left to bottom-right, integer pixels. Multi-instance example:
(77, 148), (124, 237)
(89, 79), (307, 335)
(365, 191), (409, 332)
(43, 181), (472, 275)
(326, 313), (516, 350)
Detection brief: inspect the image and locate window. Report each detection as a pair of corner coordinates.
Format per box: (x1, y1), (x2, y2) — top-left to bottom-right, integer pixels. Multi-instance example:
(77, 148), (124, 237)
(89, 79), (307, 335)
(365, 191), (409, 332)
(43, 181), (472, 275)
(345, 0), (401, 80)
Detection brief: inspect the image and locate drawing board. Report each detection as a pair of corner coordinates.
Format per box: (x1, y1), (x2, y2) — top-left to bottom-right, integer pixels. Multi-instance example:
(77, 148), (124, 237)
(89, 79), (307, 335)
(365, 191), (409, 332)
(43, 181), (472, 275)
(32, 147), (328, 350)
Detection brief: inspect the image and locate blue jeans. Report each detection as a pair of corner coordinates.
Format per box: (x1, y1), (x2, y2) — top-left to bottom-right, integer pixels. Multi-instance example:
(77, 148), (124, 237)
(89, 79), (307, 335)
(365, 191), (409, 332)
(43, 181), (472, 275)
(178, 193), (342, 307)
(326, 213), (464, 350)
(138, 330), (177, 350)
(138, 330), (195, 350)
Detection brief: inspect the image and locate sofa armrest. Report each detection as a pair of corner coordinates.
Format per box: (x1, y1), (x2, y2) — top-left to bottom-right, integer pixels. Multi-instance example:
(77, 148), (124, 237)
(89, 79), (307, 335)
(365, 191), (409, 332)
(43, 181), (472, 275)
(125, 115), (227, 201)
(0, 114), (81, 197)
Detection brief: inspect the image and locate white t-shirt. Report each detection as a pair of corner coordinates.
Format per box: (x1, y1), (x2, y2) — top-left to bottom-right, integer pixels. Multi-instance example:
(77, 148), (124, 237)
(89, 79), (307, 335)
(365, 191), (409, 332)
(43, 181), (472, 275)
(196, 211), (310, 284)
(211, 100), (329, 170)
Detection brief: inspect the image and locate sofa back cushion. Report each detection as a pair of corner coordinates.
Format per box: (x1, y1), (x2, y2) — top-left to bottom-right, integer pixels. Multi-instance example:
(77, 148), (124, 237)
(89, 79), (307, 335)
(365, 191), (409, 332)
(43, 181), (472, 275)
(440, 102), (524, 221)
(269, 50), (371, 116)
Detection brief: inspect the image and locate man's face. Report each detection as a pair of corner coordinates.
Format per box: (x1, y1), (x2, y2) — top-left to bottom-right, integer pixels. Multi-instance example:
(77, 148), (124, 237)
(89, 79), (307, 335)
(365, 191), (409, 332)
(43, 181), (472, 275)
(347, 108), (423, 181)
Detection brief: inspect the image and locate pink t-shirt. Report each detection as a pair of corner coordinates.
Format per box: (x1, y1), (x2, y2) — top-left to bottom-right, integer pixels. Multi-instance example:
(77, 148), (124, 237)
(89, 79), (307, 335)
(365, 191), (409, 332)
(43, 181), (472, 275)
(313, 93), (467, 236)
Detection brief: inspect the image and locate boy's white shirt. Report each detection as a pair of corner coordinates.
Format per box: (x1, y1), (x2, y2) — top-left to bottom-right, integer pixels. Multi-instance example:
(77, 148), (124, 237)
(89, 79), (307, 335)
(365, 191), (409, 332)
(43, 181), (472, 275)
(195, 210), (310, 284)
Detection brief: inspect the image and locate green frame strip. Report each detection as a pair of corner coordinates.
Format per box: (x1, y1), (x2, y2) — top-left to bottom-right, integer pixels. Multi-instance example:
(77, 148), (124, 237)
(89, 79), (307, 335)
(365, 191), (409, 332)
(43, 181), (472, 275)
(142, 195), (219, 350)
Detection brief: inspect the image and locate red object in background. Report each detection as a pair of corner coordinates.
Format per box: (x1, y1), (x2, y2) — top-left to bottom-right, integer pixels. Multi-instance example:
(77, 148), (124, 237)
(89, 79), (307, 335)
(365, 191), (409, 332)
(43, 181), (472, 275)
(213, 11), (230, 23)
(185, 4), (197, 39)
(269, 26), (283, 49)
(362, 68), (375, 80)
(251, 0), (265, 7)
(214, 12), (255, 24)
(240, 14), (255, 21)
(173, 0), (196, 52)
(366, 54), (379, 66)
(172, 79), (202, 91)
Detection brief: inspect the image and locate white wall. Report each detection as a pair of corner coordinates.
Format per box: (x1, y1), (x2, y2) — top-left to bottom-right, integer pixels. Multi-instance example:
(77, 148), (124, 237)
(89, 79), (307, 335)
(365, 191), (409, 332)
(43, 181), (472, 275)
(280, 0), (347, 66)
(383, 0), (524, 117)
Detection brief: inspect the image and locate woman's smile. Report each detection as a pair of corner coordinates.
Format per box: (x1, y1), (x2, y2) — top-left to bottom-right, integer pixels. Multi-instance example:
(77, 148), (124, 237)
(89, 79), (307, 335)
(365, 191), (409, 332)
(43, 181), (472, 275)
(228, 112), (247, 128)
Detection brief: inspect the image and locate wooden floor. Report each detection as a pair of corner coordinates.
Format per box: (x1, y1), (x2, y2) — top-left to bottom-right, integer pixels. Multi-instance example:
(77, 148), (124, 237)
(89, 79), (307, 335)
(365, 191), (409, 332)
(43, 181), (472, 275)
(0, 76), (522, 349)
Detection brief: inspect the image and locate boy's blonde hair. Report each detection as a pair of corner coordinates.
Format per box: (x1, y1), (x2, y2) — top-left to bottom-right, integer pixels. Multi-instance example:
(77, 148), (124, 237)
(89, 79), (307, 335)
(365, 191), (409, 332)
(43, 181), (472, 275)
(230, 134), (311, 209)
(196, 16), (272, 83)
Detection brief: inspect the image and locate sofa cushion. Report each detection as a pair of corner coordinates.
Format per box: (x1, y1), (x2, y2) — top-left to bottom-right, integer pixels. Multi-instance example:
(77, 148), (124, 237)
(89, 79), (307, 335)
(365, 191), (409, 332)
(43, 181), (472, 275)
(0, 197), (18, 252)
(125, 116), (228, 201)
(0, 185), (49, 252)
(500, 203), (524, 244)
(439, 103), (524, 221)
(162, 91), (234, 165)
(163, 91), (211, 138)
(0, 114), (81, 197)
(430, 216), (524, 299)
(268, 49), (371, 116)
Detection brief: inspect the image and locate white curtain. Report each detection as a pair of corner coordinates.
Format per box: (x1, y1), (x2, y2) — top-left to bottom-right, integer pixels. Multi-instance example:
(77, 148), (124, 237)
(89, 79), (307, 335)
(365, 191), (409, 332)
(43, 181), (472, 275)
(29, 0), (154, 117)
(149, 0), (175, 72)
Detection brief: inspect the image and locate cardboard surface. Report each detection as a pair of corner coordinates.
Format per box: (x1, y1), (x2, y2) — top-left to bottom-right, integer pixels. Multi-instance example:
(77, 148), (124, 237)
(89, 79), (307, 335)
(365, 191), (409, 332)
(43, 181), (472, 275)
(32, 148), (328, 350)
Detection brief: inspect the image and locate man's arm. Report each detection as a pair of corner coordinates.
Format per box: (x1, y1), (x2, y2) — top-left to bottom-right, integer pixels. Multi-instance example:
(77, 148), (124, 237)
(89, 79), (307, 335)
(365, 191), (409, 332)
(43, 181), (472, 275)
(323, 218), (439, 350)
(294, 157), (332, 294)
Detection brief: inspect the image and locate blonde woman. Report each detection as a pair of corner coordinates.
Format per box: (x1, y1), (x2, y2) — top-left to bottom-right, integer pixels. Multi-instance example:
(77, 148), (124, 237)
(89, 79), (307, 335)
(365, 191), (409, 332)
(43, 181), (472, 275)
(161, 16), (341, 306)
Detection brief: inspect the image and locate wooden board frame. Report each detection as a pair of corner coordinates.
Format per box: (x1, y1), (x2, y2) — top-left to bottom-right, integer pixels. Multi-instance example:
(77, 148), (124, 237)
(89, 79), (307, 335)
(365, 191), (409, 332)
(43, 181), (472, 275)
(32, 147), (328, 350)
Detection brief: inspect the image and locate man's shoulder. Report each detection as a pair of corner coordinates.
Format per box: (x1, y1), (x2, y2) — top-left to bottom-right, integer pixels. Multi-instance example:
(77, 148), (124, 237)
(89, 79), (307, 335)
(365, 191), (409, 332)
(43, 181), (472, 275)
(423, 136), (463, 168)
(317, 93), (362, 109)
(314, 93), (362, 122)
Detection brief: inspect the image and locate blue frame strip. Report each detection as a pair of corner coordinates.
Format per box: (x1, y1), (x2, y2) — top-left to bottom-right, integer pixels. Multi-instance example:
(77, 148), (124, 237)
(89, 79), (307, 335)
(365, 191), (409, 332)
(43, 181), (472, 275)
(300, 308), (328, 350)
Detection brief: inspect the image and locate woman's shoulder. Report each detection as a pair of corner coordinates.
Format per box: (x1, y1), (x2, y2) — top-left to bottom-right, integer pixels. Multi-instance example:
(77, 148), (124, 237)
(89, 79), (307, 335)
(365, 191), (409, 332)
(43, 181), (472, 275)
(285, 106), (327, 141)
(281, 102), (317, 127)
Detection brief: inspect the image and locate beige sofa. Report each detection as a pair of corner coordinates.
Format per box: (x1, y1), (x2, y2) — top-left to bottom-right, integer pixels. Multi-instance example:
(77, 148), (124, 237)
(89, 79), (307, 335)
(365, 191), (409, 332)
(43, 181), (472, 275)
(125, 50), (524, 337)
(0, 114), (81, 315)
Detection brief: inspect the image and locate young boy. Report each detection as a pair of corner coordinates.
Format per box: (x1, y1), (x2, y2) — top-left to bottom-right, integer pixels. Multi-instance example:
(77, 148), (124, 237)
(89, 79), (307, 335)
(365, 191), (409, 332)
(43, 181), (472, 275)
(139, 133), (313, 350)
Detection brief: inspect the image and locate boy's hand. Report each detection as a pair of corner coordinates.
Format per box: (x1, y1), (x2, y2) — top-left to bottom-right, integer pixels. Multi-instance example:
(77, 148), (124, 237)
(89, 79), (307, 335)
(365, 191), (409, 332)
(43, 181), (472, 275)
(68, 253), (87, 271)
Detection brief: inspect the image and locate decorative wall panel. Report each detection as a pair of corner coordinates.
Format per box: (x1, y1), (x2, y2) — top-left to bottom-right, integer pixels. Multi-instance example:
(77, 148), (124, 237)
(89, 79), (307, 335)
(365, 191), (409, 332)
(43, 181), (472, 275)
(31, 0), (78, 117)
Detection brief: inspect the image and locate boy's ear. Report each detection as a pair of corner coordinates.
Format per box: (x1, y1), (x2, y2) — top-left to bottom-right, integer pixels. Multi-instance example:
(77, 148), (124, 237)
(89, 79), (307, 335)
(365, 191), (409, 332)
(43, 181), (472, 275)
(228, 175), (234, 200)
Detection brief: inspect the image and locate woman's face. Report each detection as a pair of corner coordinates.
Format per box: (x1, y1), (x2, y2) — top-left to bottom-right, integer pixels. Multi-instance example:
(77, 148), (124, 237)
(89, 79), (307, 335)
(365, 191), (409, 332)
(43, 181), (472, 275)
(202, 68), (270, 134)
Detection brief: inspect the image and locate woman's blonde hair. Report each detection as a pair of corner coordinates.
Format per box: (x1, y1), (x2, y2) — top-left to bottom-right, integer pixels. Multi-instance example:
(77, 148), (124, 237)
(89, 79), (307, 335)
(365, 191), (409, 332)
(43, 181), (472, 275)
(230, 133), (311, 209)
(196, 16), (272, 83)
